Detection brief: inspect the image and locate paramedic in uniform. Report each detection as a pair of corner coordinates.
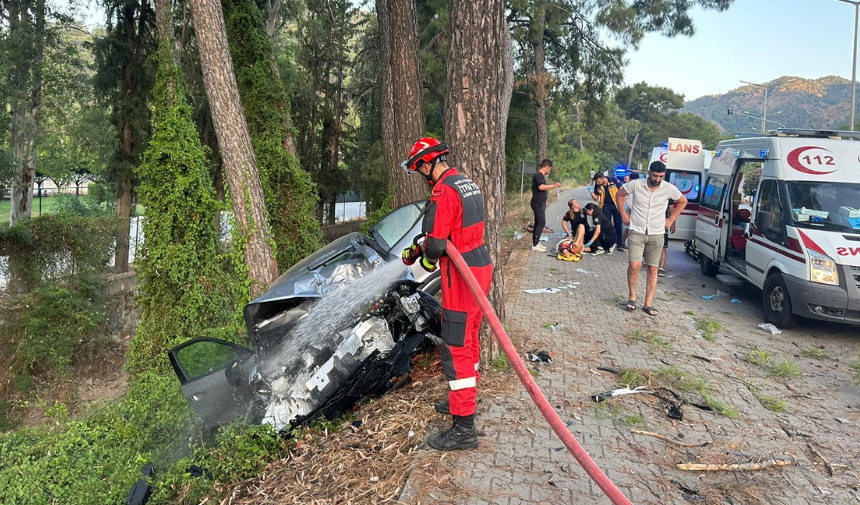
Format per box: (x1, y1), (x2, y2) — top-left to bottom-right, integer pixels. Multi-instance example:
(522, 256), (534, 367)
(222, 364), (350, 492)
(400, 137), (492, 451)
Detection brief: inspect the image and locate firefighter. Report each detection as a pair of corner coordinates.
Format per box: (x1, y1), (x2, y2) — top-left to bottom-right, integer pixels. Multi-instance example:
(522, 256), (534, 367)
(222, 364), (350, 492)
(401, 137), (493, 451)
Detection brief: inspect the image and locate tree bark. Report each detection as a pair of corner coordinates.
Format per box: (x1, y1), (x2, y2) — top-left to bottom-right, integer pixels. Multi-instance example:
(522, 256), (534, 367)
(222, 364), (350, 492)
(444, 0), (506, 362)
(8, 0), (45, 226)
(533, 0), (548, 165)
(188, 0), (278, 297)
(378, 0), (427, 208)
(627, 121), (642, 169)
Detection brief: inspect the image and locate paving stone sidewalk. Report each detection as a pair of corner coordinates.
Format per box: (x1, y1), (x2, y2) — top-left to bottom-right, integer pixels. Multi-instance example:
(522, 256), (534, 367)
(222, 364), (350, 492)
(403, 186), (860, 505)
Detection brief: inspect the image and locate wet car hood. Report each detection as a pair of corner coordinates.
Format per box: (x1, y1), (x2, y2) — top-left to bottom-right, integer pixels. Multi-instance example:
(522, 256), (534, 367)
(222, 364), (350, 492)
(243, 233), (412, 348)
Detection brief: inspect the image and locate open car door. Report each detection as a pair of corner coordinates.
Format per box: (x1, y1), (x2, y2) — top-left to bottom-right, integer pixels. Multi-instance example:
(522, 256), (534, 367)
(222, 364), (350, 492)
(168, 337), (255, 428)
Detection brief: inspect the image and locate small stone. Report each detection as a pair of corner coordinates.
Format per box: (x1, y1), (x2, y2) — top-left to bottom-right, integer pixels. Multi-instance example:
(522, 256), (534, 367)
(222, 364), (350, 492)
(787, 384), (795, 391)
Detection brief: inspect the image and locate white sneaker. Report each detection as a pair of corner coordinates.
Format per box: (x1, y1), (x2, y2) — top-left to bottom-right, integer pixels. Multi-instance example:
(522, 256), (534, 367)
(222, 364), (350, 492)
(607, 244), (616, 255)
(592, 248), (605, 256)
(532, 243), (547, 252)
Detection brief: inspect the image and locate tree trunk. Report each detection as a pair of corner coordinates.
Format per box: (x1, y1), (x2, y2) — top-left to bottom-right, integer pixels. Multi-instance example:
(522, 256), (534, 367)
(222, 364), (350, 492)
(115, 174), (133, 272)
(533, 0), (548, 165)
(8, 0), (45, 226)
(627, 121), (642, 169)
(444, 0), (506, 362)
(378, 0), (427, 207)
(500, 17), (514, 142)
(188, 0), (278, 297)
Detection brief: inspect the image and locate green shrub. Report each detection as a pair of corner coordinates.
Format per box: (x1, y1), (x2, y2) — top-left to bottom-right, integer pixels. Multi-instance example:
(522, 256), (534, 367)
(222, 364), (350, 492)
(8, 276), (106, 379)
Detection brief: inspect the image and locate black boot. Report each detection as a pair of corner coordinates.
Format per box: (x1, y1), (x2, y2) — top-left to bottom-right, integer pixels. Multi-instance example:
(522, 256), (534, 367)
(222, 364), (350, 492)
(428, 414), (478, 451)
(434, 399), (450, 415)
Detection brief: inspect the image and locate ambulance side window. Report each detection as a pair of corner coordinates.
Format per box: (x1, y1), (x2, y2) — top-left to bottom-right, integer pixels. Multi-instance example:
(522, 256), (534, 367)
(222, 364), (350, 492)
(701, 176), (727, 210)
(755, 180), (784, 243)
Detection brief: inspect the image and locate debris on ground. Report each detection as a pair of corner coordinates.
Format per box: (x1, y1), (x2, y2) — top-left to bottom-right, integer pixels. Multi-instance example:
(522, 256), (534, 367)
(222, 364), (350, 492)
(528, 350), (552, 363)
(668, 404), (684, 420)
(701, 295), (716, 300)
(676, 459), (793, 472)
(730, 299), (742, 304)
(591, 385), (652, 402)
(758, 323), (782, 335)
(524, 288), (562, 294)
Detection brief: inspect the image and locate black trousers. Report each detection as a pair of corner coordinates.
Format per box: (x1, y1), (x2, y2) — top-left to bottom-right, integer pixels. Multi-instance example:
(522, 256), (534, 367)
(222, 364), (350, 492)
(530, 201), (546, 246)
(587, 228), (616, 251)
(602, 205), (624, 247)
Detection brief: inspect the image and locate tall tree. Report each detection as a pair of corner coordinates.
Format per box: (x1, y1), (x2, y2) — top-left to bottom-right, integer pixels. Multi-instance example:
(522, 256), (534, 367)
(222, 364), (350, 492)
(222, 0), (322, 270)
(188, 0), (277, 297)
(616, 82), (684, 168)
(378, 0), (427, 207)
(444, 0), (507, 361)
(3, 0), (46, 225)
(94, 0), (156, 272)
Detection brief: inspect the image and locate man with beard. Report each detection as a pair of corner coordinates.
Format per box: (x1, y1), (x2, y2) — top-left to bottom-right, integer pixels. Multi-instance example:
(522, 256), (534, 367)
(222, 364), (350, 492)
(616, 161), (687, 317)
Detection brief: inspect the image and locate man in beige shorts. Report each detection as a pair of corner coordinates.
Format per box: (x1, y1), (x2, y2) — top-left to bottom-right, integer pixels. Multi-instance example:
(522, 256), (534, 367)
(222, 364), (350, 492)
(616, 161), (687, 316)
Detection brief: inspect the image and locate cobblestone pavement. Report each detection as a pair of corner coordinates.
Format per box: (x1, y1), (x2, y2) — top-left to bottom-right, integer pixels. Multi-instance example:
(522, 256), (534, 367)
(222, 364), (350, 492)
(404, 186), (860, 505)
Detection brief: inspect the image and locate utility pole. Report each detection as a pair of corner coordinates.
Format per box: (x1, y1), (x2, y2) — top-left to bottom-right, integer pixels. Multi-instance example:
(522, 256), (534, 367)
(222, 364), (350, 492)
(836, 0), (860, 130)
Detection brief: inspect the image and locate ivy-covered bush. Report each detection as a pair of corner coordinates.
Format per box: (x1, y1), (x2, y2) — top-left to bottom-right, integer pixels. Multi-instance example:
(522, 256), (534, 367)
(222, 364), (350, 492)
(0, 213), (117, 291)
(223, 0), (323, 271)
(126, 44), (242, 375)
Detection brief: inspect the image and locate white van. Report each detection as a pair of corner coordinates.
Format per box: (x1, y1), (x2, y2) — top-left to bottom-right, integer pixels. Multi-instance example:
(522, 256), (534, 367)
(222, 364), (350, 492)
(694, 129), (860, 327)
(648, 138), (712, 240)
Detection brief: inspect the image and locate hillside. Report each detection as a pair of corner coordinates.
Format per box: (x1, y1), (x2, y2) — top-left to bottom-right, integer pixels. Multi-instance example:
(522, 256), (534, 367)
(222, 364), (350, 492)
(683, 76), (856, 133)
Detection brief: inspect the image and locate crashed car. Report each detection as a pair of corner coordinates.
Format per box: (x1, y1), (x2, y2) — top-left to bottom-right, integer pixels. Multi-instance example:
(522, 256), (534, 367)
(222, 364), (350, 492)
(167, 201), (442, 430)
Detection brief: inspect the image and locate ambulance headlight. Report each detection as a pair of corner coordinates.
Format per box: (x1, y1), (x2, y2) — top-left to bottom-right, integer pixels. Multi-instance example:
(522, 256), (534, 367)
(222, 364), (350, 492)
(809, 250), (839, 285)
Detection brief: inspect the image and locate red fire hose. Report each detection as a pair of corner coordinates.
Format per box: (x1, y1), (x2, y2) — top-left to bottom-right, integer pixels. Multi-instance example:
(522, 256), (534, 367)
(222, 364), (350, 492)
(444, 240), (634, 505)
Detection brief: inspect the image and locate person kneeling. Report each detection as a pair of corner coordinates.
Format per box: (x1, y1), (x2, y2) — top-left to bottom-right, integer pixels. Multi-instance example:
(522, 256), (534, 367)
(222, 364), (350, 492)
(583, 203), (617, 255)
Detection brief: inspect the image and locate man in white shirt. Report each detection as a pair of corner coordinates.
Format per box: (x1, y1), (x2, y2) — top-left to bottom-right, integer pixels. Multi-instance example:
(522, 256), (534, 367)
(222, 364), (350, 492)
(616, 161), (688, 316)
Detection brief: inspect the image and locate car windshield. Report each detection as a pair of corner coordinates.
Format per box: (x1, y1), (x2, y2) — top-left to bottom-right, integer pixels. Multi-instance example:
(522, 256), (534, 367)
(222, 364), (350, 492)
(785, 181), (860, 232)
(370, 201), (425, 250)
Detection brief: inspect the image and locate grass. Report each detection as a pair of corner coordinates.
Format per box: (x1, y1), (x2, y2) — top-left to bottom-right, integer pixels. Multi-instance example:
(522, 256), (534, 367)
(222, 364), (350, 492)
(694, 317), (723, 342)
(500, 226), (518, 240)
(626, 329), (672, 350)
(654, 366), (737, 418)
(746, 349), (774, 367)
(1, 197), (144, 223)
(851, 359), (860, 385)
(682, 310), (696, 316)
(745, 349), (801, 378)
(746, 384), (788, 412)
(771, 360), (801, 378)
(619, 368), (648, 388)
(490, 353), (510, 372)
(594, 403), (646, 426)
(800, 347), (826, 359)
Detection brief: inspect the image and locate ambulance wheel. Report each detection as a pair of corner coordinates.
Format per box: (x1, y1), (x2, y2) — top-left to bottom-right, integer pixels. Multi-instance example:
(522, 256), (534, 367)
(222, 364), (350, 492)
(700, 256), (719, 276)
(762, 272), (798, 329)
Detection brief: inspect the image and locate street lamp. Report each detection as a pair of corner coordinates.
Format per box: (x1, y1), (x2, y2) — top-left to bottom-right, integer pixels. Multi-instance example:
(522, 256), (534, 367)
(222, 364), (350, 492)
(740, 79), (796, 134)
(836, 0), (860, 130)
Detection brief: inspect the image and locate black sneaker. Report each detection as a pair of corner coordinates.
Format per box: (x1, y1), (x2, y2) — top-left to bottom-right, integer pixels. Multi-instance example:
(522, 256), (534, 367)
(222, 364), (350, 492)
(658, 268), (666, 277)
(607, 244), (616, 255)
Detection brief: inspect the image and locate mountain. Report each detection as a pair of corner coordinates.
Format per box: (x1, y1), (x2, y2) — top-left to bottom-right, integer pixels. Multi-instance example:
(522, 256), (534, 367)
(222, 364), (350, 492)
(683, 76), (856, 134)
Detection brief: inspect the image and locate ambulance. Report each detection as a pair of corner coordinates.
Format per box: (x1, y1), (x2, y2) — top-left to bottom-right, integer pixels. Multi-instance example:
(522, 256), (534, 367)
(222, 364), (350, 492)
(647, 138), (713, 240)
(694, 129), (860, 328)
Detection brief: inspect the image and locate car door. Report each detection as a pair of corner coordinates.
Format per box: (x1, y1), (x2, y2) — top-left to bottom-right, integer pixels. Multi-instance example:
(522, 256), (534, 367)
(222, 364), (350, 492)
(368, 201), (436, 283)
(696, 174), (729, 260)
(167, 337), (255, 428)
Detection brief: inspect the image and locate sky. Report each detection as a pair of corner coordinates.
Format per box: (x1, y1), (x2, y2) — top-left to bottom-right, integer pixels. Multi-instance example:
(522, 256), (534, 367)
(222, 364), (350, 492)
(623, 0), (860, 102)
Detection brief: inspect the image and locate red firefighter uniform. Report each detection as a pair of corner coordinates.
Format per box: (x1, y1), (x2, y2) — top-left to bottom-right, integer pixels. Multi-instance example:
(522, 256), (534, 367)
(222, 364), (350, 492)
(421, 168), (493, 417)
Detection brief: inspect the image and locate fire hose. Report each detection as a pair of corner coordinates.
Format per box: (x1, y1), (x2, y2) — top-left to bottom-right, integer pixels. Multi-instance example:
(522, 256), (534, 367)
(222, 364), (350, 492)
(444, 240), (634, 505)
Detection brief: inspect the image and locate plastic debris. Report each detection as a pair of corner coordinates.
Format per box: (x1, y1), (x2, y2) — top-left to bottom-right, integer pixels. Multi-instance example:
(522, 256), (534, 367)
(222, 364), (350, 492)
(575, 268), (588, 274)
(540, 235), (550, 242)
(408, 430), (415, 438)
(591, 385), (652, 402)
(528, 350), (552, 363)
(668, 404), (684, 420)
(836, 417), (851, 424)
(716, 290), (726, 297)
(514, 232), (523, 240)
(758, 323), (782, 335)
(731, 299), (742, 304)
(370, 476), (379, 483)
(524, 288), (562, 294)
(701, 295), (716, 300)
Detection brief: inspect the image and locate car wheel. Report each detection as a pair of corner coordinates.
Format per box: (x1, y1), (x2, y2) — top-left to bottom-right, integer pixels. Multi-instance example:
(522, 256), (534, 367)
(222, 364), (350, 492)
(419, 272), (441, 297)
(762, 272), (799, 329)
(700, 255), (719, 276)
